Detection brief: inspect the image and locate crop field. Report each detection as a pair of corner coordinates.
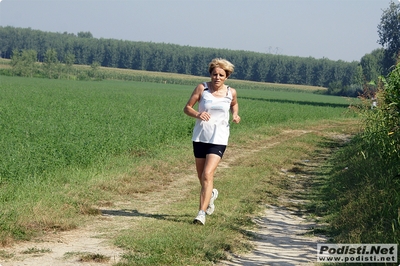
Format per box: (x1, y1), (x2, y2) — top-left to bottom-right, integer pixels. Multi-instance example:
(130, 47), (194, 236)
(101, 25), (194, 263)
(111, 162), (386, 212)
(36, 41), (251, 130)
(0, 75), (356, 185)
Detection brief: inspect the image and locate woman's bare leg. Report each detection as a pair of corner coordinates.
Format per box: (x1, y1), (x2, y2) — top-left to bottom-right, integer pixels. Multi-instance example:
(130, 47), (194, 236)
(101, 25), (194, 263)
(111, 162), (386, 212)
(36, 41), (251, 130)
(195, 154), (221, 211)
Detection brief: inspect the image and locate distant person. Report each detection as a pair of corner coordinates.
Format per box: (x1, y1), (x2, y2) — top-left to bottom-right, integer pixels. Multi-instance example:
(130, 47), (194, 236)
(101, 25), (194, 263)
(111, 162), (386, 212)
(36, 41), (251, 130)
(371, 97), (377, 109)
(183, 58), (241, 225)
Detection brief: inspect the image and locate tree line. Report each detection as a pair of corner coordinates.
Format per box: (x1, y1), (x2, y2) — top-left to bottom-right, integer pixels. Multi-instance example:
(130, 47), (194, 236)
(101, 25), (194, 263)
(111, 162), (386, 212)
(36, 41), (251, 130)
(0, 26), (363, 96)
(0, 1), (398, 97)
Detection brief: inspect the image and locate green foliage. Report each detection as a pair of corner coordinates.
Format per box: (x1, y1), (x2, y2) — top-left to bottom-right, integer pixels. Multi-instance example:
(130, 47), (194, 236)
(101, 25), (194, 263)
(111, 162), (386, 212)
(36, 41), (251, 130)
(315, 63), (400, 248)
(88, 61), (101, 80)
(377, 1), (400, 73)
(43, 48), (60, 79)
(0, 26), (359, 89)
(359, 48), (385, 84)
(63, 52), (76, 79)
(77, 31), (93, 38)
(327, 82), (363, 97)
(10, 49), (37, 77)
(363, 63), (400, 160)
(3, 54), (329, 92)
(318, 135), (400, 244)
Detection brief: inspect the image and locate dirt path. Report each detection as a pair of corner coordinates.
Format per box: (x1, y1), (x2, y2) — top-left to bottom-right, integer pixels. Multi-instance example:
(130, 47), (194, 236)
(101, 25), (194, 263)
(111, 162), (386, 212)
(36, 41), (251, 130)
(219, 205), (326, 266)
(218, 137), (333, 266)
(0, 124), (351, 266)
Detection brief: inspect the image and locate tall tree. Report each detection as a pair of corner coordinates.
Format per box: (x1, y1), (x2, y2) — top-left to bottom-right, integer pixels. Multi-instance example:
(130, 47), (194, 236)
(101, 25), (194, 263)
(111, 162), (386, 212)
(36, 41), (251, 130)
(360, 48), (385, 83)
(64, 52), (75, 79)
(43, 48), (59, 78)
(103, 39), (119, 68)
(377, 1), (400, 72)
(77, 31), (93, 38)
(0, 26), (360, 91)
(11, 49), (37, 77)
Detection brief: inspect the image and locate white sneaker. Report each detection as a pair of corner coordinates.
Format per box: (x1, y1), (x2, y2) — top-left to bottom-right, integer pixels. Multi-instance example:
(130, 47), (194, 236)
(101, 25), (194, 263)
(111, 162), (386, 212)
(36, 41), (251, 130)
(193, 211), (206, 225)
(206, 188), (218, 215)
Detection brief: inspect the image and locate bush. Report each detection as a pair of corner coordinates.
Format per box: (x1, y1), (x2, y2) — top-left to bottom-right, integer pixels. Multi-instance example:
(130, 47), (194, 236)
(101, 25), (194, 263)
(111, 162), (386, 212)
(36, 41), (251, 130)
(321, 63), (400, 246)
(363, 63), (400, 162)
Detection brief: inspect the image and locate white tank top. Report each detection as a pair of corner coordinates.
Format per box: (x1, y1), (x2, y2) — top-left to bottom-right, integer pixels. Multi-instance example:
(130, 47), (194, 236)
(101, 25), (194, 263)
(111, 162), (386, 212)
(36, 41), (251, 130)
(192, 82), (232, 145)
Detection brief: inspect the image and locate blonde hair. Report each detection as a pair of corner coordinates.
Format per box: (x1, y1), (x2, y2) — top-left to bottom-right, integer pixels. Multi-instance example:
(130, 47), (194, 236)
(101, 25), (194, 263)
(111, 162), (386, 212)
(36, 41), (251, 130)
(208, 58), (234, 77)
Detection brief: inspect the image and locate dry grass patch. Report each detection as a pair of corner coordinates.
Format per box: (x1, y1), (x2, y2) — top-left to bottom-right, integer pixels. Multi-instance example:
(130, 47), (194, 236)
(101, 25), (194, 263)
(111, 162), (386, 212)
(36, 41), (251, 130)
(64, 251), (110, 263)
(21, 247), (51, 254)
(79, 252), (110, 263)
(0, 249), (14, 259)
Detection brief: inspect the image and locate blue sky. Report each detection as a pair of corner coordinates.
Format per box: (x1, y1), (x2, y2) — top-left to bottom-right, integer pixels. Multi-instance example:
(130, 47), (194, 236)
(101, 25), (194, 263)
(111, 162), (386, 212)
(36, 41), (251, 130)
(0, 0), (395, 62)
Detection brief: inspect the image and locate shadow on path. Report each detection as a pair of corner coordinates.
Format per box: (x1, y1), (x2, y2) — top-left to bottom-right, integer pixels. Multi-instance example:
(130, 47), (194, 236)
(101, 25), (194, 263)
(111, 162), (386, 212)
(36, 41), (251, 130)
(100, 209), (191, 223)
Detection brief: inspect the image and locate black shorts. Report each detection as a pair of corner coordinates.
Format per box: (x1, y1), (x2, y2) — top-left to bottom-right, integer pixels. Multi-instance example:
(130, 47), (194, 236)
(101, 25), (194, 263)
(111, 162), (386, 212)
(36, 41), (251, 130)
(193, 142), (227, 158)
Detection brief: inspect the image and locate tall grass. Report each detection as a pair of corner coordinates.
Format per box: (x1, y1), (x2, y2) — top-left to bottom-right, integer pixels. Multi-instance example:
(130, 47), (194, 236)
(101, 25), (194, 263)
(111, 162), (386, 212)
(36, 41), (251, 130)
(311, 63), (400, 253)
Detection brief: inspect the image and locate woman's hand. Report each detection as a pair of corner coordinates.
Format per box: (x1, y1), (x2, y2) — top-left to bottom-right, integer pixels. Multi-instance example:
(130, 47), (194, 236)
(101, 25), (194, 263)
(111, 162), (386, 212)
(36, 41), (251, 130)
(232, 114), (241, 124)
(197, 111), (211, 121)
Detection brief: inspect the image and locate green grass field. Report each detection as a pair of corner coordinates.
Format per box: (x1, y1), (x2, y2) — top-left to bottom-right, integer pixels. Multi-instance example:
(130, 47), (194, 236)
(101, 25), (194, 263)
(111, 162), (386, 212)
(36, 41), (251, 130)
(0, 75), (359, 264)
(0, 76), (355, 184)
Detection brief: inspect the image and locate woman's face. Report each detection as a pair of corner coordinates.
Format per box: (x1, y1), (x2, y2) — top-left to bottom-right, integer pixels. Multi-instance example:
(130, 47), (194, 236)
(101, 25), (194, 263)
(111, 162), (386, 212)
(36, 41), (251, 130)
(210, 67), (227, 87)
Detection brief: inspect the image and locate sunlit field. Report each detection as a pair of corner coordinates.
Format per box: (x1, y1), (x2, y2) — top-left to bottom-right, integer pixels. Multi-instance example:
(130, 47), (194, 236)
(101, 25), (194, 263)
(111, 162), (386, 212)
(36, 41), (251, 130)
(0, 76), (355, 184)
